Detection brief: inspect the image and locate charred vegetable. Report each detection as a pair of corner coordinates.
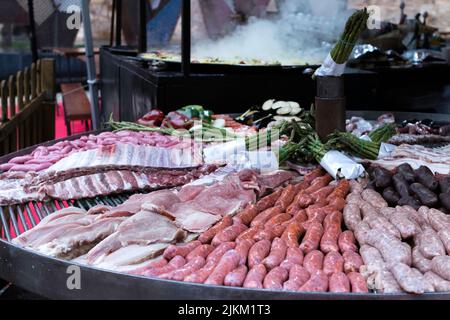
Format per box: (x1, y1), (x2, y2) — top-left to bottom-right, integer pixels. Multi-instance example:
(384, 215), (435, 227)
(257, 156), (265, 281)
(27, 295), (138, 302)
(409, 183), (439, 207)
(415, 166), (438, 191)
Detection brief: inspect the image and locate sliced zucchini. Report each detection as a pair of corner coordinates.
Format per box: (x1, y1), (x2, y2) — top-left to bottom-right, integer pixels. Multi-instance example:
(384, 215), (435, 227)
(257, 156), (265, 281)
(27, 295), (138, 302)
(272, 101), (288, 110)
(277, 105), (293, 115)
(262, 99), (275, 111)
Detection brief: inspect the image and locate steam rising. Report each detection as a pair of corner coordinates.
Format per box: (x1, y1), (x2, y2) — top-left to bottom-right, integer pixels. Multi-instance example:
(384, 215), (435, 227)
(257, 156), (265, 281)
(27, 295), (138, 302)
(192, 0), (351, 65)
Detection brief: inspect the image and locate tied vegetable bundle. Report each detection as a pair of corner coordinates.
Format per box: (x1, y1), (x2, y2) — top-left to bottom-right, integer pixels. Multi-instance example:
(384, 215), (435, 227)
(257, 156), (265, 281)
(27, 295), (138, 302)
(314, 8), (370, 78)
(330, 8), (370, 64)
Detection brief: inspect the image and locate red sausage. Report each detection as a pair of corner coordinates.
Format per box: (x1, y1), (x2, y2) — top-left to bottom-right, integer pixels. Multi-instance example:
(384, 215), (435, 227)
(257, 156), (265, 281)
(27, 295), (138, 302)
(160, 256), (206, 281)
(306, 201), (328, 219)
(163, 240), (201, 260)
(348, 272), (369, 293)
(283, 265), (310, 291)
(250, 207), (282, 227)
(275, 184), (297, 211)
(303, 250), (324, 274)
(144, 256), (186, 277)
(235, 204), (259, 226)
(248, 240), (271, 269)
(236, 225), (263, 242)
(184, 242), (236, 283)
(296, 193), (314, 209)
(205, 250), (241, 285)
(262, 237), (288, 270)
(299, 222), (324, 254)
(327, 197), (346, 211)
(311, 185), (335, 203)
(198, 216), (233, 244)
(235, 239), (254, 265)
(211, 222), (248, 246)
(224, 265), (248, 287)
(338, 230), (358, 253)
(305, 174), (333, 193)
(281, 220), (306, 248)
(303, 168), (325, 184)
(253, 227), (276, 242)
(243, 264), (267, 289)
(329, 272), (351, 293)
(323, 211), (343, 230)
(286, 200), (300, 216)
(294, 210), (308, 223)
(320, 225), (341, 254)
(280, 247), (304, 271)
(299, 270), (329, 292)
(343, 251), (364, 273)
(265, 213), (291, 227)
(186, 244), (214, 262)
(256, 189), (283, 212)
(263, 266), (289, 290)
(206, 242), (236, 264)
(323, 251), (344, 276)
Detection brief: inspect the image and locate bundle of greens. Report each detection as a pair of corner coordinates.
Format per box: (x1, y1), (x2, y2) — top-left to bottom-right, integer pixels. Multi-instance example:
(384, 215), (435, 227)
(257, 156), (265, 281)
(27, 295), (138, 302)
(330, 8), (370, 64)
(368, 123), (396, 144)
(326, 132), (379, 160)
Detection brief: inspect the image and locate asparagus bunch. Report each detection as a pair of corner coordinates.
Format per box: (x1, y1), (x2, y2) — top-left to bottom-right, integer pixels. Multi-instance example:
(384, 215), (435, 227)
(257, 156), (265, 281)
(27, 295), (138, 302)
(330, 8), (370, 64)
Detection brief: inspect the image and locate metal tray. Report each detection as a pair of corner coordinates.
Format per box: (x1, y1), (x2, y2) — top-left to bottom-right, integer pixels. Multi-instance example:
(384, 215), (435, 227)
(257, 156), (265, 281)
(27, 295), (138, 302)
(1, 114), (450, 300)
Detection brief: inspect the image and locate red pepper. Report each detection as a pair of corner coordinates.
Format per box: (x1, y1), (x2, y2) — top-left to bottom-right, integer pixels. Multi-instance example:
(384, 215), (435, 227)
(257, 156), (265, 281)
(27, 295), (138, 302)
(163, 111), (192, 129)
(142, 109), (165, 122)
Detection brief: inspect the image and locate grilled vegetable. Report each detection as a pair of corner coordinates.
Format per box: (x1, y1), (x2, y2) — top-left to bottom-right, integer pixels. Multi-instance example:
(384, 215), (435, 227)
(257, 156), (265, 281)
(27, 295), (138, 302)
(410, 183), (438, 207)
(415, 166), (438, 191)
(397, 163), (415, 184)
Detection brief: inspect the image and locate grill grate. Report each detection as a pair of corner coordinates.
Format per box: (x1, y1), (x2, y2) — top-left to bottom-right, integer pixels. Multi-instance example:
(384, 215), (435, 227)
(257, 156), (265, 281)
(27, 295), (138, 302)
(0, 194), (130, 242)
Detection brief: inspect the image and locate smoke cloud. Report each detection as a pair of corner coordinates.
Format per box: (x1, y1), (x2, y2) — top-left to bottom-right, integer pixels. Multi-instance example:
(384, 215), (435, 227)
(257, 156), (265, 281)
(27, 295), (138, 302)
(192, 0), (352, 65)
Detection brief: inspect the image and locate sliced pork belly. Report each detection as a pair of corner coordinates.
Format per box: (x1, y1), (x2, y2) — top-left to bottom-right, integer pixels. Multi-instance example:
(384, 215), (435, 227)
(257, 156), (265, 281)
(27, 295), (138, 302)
(36, 217), (127, 258)
(95, 243), (169, 270)
(12, 207), (90, 247)
(86, 210), (186, 265)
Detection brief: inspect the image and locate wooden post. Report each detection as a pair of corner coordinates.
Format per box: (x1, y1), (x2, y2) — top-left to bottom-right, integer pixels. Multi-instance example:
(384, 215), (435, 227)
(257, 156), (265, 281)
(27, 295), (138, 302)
(24, 67), (31, 104)
(17, 71), (25, 149)
(40, 59), (55, 142)
(31, 62), (37, 98)
(8, 75), (16, 118)
(1, 80), (7, 123)
(17, 71), (25, 111)
(40, 59), (55, 101)
(36, 60), (42, 94)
